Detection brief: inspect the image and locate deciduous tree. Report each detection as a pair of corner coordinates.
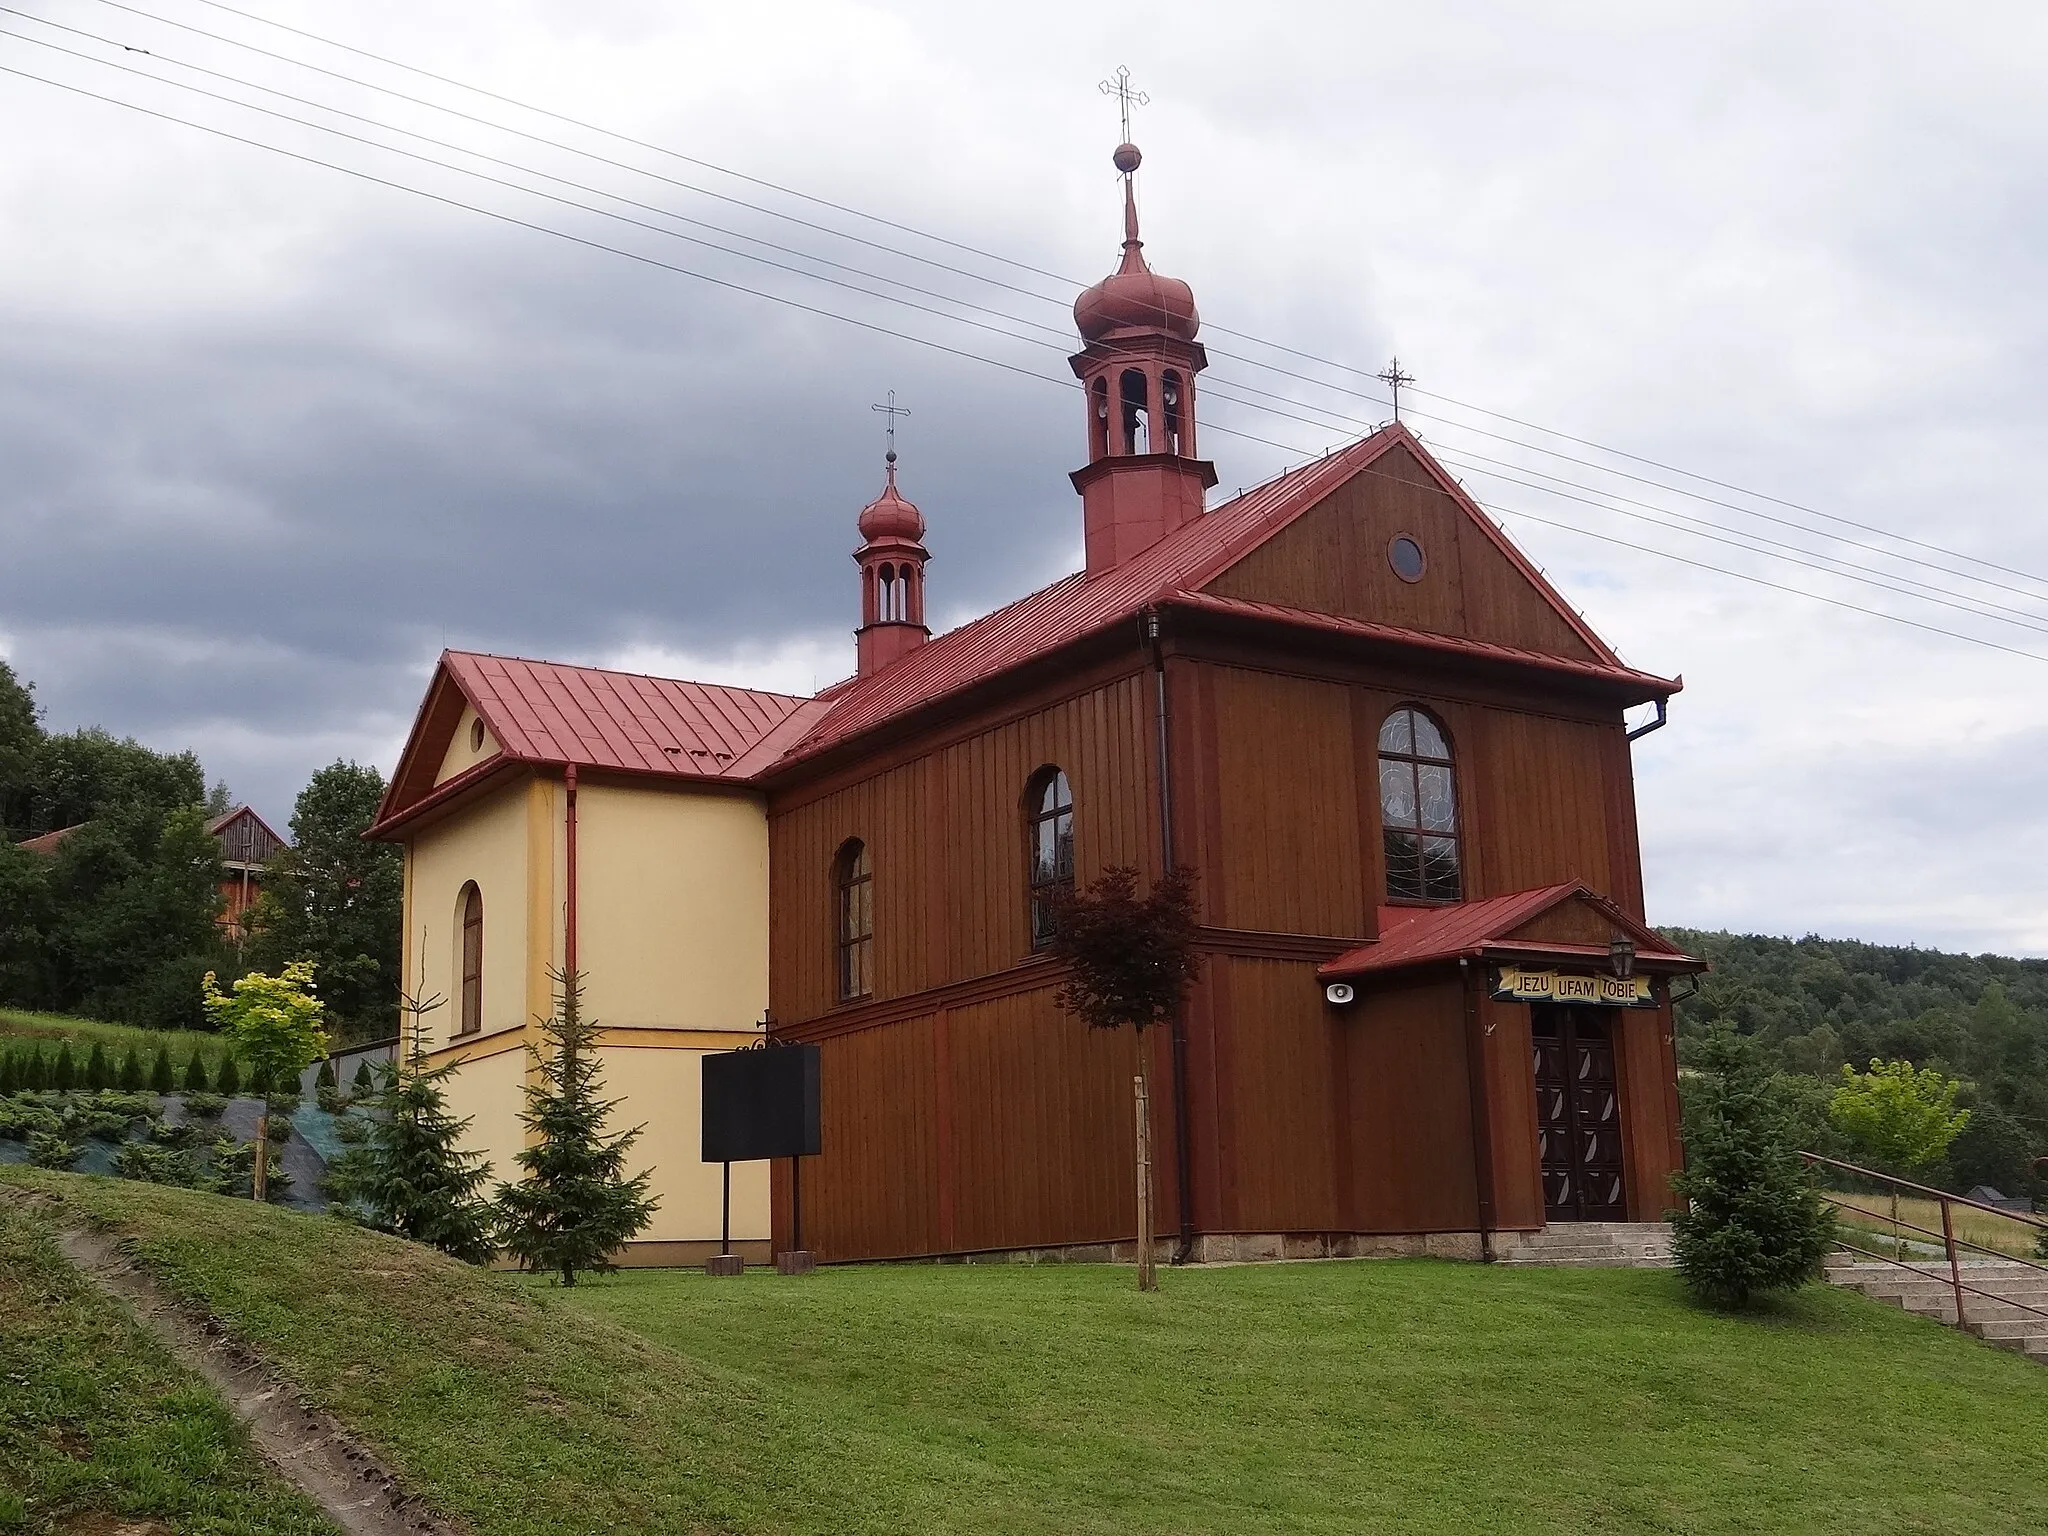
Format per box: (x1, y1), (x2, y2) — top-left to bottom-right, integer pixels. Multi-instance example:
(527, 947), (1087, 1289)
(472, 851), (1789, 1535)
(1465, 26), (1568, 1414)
(202, 960), (329, 1200)
(1047, 865), (1201, 1292)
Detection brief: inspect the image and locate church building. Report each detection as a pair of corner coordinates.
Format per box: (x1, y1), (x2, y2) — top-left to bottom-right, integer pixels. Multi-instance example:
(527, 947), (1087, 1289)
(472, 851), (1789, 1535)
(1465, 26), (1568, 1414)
(367, 135), (1703, 1267)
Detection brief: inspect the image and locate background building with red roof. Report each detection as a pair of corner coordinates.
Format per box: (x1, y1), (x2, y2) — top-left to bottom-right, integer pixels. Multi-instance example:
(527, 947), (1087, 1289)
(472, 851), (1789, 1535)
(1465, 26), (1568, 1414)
(369, 136), (1701, 1268)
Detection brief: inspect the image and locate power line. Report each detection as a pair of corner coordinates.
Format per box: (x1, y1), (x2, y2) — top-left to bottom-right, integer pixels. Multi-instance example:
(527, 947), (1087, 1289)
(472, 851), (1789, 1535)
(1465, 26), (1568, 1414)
(151, 0), (2048, 598)
(61, 0), (2048, 600)
(4, 55), (2041, 672)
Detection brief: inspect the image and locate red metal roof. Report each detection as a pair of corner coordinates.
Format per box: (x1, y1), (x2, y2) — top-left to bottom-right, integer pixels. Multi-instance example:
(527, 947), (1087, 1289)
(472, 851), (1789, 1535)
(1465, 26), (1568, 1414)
(774, 424), (1666, 767)
(1318, 882), (1701, 980)
(15, 824), (85, 856)
(444, 652), (818, 783)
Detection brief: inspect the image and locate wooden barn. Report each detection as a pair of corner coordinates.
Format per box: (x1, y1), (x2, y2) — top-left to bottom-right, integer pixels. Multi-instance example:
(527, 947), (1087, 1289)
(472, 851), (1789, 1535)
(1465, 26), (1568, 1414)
(368, 133), (1702, 1267)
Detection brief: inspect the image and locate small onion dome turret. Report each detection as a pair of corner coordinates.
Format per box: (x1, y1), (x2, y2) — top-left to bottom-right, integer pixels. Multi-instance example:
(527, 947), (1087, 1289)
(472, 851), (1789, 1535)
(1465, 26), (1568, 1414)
(1072, 142), (1199, 344)
(857, 453), (925, 542)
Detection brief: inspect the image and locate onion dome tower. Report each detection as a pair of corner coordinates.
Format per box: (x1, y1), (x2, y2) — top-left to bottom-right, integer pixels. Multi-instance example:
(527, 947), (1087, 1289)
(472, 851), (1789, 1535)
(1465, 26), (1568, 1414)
(1069, 138), (1216, 576)
(853, 446), (930, 676)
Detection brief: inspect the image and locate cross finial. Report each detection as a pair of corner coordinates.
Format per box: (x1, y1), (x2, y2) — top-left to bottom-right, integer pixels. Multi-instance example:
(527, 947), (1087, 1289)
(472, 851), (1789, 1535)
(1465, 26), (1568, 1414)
(1376, 357), (1416, 423)
(1099, 65), (1148, 148)
(871, 391), (910, 477)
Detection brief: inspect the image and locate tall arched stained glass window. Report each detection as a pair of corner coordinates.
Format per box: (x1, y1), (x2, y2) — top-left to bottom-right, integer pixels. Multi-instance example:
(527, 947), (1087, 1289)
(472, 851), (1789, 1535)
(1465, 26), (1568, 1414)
(835, 839), (873, 1001)
(1379, 707), (1462, 902)
(1026, 768), (1075, 949)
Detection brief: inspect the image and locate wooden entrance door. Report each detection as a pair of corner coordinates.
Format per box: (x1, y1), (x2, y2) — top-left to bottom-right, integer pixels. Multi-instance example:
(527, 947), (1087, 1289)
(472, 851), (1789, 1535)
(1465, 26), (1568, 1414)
(1531, 1005), (1628, 1221)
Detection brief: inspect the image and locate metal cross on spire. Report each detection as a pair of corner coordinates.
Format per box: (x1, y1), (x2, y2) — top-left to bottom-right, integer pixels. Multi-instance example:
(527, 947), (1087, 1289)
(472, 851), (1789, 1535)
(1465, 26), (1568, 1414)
(871, 390), (911, 463)
(1376, 357), (1416, 423)
(1099, 65), (1148, 147)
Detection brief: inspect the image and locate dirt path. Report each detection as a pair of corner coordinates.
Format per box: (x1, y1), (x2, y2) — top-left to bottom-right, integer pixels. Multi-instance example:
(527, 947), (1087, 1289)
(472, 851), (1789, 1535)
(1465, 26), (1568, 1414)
(53, 1225), (462, 1536)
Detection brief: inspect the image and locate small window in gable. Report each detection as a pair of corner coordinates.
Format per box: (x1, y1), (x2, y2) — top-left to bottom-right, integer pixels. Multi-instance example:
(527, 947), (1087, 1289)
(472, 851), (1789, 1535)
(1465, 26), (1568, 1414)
(1379, 707), (1462, 903)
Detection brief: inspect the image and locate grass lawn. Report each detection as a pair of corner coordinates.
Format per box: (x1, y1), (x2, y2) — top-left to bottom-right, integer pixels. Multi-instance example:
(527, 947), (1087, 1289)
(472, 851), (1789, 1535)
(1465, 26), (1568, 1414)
(1826, 1189), (2040, 1260)
(0, 1197), (338, 1535)
(6, 1166), (2048, 1535)
(0, 1007), (235, 1077)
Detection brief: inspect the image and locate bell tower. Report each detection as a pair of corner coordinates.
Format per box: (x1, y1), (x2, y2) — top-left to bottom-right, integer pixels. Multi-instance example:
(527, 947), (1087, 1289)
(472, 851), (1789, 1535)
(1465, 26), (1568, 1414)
(1069, 127), (1216, 576)
(853, 398), (930, 676)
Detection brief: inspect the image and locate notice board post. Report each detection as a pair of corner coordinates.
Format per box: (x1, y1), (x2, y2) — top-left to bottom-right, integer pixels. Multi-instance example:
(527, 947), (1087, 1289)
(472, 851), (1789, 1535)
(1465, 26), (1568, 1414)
(702, 1042), (821, 1276)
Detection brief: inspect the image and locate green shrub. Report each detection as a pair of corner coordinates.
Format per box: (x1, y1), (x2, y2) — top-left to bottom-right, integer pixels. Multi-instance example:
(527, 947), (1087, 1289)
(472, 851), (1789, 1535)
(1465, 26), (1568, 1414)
(264, 1114), (294, 1144)
(116, 1047), (144, 1092)
(205, 1135), (293, 1202)
(151, 1118), (203, 1149)
(89, 1091), (156, 1119)
(0, 1051), (15, 1096)
(317, 1058), (338, 1093)
(352, 1059), (375, 1094)
(74, 1108), (134, 1143)
(181, 1092), (227, 1120)
(267, 1091), (301, 1115)
(27, 1130), (80, 1169)
(114, 1139), (202, 1186)
(84, 1042), (111, 1090)
(316, 1083), (348, 1114)
(182, 1051), (211, 1093)
(214, 1056), (241, 1096)
(1671, 1028), (1837, 1309)
(19, 1048), (47, 1091)
(149, 1044), (176, 1095)
(51, 1042), (76, 1092)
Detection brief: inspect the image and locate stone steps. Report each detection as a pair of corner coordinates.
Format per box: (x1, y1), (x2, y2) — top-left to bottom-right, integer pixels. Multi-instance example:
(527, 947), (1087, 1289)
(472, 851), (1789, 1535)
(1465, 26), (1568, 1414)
(1495, 1221), (1673, 1268)
(1827, 1256), (2048, 1366)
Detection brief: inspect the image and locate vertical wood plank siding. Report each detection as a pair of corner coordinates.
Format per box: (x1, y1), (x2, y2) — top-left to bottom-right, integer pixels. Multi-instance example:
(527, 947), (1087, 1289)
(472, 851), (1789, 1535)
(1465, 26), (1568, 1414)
(768, 635), (1674, 1258)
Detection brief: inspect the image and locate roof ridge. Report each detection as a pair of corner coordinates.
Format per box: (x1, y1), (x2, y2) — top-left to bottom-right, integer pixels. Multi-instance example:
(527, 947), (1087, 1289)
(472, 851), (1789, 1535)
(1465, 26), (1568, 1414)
(444, 647), (814, 703)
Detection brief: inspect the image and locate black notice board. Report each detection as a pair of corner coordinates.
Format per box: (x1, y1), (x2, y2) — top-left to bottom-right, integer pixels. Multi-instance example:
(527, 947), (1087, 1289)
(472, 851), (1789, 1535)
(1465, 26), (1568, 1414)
(702, 1044), (821, 1163)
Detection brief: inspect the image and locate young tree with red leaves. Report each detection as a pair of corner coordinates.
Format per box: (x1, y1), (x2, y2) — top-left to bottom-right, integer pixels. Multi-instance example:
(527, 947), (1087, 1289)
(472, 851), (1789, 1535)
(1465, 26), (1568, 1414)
(1047, 865), (1200, 1291)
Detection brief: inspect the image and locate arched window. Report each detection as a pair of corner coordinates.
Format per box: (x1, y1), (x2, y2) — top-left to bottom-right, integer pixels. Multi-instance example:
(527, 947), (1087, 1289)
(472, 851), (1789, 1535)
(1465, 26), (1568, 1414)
(1162, 369), (1184, 456)
(1378, 707), (1462, 902)
(1026, 768), (1075, 949)
(1119, 368), (1149, 454)
(458, 882), (483, 1035)
(835, 840), (873, 1001)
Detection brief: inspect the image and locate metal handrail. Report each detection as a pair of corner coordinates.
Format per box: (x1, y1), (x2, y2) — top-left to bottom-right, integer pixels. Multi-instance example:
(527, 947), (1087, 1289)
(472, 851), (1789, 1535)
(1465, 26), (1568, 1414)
(1801, 1152), (2048, 1230)
(1801, 1150), (2048, 1333)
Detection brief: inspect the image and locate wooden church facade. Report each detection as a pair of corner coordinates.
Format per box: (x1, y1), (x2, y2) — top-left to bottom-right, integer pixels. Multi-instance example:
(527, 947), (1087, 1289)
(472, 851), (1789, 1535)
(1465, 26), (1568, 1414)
(760, 433), (1699, 1264)
(369, 133), (1702, 1267)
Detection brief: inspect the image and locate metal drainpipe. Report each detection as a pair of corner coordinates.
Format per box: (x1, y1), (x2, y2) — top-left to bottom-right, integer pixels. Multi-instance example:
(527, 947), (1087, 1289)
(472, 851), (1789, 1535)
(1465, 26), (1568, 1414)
(1458, 957), (1498, 1263)
(1625, 697), (1668, 742)
(1145, 609), (1197, 1264)
(564, 763), (579, 979)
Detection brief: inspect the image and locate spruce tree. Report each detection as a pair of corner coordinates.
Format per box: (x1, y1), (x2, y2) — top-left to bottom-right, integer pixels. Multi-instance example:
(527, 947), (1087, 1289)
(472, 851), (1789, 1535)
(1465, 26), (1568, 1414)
(1671, 1028), (1838, 1309)
(52, 1042), (76, 1092)
(149, 1044), (175, 1094)
(0, 1049), (14, 1096)
(117, 1047), (143, 1091)
(496, 970), (657, 1285)
(326, 992), (496, 1265)
(84, 1042), (111, 1090)
(182, 1052), (211, 1093)
(23, 1046), (46, 1090)
(215, 1054), (242, 1096)
(352, 1059), (374, 1094)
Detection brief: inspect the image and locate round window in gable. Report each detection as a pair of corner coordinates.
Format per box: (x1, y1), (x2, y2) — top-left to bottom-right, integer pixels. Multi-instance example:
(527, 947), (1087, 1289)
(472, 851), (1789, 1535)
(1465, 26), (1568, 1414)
(1388, 534), (1427, 583)
(469, 718), (486, 753)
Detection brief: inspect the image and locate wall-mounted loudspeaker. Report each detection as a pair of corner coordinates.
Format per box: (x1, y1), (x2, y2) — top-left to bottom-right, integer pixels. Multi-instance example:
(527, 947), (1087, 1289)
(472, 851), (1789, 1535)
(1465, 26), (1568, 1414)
(1324, 982), (1355, 1006)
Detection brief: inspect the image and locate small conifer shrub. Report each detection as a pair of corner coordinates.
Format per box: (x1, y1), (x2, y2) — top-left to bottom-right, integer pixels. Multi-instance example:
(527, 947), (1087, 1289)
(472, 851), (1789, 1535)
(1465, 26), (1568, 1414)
(150, 1044), (176, 1094)
(1670, 1028), (1837, 1309)
(27, 1131), (80, 1170)
(182, 1052), (212, 1093)
(84, 1043), (111, 1090)
(496, 970), (656, 1284)
(352, 1059), (375, 1094)
(52, 1042), (76, 1092)
(182, 1092), (227, 1120)
(0, 1050), (15, 1096)
(214, 1055), (242, 1096)
(117, 1048), (144, 1092)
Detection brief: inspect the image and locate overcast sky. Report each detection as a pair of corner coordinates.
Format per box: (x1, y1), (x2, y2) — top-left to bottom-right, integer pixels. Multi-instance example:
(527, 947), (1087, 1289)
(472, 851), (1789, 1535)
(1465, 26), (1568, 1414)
(2, 0), (2045, 954)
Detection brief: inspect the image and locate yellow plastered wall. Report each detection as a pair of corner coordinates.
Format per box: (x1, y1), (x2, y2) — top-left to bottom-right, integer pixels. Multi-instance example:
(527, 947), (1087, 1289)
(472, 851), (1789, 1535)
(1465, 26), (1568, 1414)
(405, 779), (535, 1050)
(438, 1041), (530, 1197)
(436, 703), (501, 785)
(575, 783), (770, 1032)
(601, 1043), (771, 1242)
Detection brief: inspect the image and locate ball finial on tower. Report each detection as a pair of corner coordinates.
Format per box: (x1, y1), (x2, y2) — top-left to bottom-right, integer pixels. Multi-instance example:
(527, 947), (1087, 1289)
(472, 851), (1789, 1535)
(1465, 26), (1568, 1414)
(1113, 142), (1142, 175)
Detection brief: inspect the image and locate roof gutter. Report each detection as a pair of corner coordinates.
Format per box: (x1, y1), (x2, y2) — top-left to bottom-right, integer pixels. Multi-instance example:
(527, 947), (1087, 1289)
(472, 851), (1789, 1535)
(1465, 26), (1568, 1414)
(1145, 607), (1197, 1267)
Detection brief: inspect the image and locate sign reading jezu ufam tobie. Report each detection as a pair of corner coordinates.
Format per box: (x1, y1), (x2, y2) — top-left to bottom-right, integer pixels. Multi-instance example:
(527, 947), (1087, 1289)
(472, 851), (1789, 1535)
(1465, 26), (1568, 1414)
(1491, 966), (1654, 1007)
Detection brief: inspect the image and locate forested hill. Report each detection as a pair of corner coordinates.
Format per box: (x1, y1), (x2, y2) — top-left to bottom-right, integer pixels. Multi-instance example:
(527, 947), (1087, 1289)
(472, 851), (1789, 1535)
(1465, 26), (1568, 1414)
(1666, 927), (2048, 1198)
